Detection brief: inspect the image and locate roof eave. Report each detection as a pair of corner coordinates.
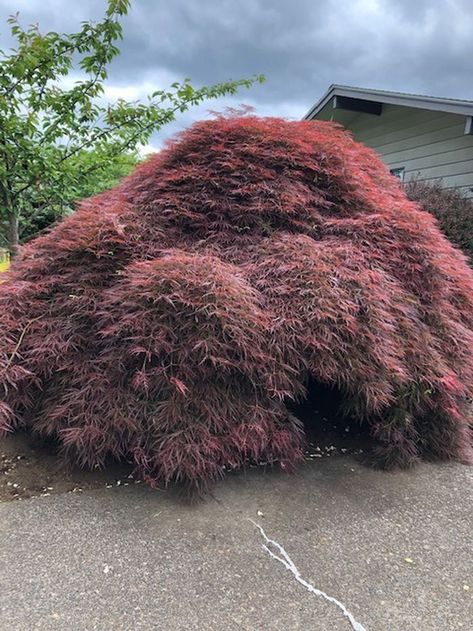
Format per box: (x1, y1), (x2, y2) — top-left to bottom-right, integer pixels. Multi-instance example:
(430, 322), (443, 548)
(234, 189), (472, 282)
(304, 85), (473, 120)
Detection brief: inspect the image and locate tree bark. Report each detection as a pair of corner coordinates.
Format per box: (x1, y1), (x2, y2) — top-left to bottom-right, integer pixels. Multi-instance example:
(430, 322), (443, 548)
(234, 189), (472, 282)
(7, 210), (19, 257)
(1, 143), (19, 256)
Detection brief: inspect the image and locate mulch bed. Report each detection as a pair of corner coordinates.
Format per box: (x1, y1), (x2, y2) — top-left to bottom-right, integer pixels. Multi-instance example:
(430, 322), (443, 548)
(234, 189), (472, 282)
(0, 406), (367, 502)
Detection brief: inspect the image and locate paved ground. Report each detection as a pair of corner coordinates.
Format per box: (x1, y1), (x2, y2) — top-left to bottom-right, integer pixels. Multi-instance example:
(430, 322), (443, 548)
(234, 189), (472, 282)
(0, 457), (471, 631)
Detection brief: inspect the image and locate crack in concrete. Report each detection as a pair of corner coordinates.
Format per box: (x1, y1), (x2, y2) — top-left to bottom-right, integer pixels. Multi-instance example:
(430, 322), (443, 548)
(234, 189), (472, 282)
(250, 520), (367, 631)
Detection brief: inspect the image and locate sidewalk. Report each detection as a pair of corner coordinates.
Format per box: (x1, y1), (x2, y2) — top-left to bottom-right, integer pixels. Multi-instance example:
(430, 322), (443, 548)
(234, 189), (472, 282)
(0, 457), (471, 630)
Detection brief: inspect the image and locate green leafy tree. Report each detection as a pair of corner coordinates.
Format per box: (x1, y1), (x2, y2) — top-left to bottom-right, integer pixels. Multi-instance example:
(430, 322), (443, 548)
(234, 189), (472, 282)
(0, 148), (140, 246)
(0, 0), (263, 254)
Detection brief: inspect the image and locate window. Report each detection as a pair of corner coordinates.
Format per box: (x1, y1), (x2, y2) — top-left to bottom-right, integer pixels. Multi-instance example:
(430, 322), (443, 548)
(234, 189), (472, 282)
(390, 167), (405, 181)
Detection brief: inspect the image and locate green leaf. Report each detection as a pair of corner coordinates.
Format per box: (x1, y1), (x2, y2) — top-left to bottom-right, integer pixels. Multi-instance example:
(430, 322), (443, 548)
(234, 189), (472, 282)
(0, 1), (264, 251)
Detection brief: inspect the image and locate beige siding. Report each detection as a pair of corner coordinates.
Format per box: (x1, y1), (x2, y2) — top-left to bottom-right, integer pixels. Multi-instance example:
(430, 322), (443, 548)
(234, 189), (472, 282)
(346, 105), (473, 196)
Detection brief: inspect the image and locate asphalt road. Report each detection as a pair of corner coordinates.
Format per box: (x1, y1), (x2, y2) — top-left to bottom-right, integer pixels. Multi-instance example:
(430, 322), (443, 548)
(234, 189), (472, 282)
(0, 457), (471, 631)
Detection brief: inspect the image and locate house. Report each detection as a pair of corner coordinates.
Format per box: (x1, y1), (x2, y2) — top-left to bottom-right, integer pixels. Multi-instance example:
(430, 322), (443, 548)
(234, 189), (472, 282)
(304, 85), (473, 197)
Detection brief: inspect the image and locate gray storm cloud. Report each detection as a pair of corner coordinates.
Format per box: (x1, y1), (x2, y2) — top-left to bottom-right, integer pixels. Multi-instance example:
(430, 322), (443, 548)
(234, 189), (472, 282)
(2, 0), (472, 145)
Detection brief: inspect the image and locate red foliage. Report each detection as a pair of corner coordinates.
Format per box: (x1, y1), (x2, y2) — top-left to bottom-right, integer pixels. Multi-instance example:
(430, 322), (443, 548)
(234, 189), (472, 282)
(1, 116), (473, 494)
(405, 179), (473, 264)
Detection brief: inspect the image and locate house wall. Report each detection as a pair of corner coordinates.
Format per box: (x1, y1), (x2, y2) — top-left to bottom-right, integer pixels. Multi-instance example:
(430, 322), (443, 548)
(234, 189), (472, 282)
(345, 104), (473, 197)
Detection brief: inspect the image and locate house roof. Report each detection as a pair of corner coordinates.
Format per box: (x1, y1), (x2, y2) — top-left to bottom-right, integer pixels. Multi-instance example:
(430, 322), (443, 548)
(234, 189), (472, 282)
(304, 85), (473, 120)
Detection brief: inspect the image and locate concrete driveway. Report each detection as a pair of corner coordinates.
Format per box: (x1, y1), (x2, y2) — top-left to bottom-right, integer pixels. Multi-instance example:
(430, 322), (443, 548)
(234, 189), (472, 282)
(0, 457), (471, 630)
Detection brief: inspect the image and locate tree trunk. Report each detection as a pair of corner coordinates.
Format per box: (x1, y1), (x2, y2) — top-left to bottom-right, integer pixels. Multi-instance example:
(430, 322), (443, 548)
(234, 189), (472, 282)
(1, 175), (19, 256)
(7, 210), (19, 257)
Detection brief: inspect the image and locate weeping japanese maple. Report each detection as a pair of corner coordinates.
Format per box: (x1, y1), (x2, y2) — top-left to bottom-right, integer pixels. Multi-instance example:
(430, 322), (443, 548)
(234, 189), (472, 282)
(1, 116), (472, 494)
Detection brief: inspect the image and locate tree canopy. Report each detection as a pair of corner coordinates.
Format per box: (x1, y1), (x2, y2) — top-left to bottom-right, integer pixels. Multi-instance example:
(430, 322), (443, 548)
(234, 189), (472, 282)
(0, 148), (139, 246)
(0, 0), (263, 253)
(1, 116), (472, 495)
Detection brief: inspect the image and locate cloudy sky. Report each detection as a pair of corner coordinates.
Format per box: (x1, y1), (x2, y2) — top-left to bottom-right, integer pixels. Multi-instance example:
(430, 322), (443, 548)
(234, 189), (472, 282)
(1, 0), (472, 151)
